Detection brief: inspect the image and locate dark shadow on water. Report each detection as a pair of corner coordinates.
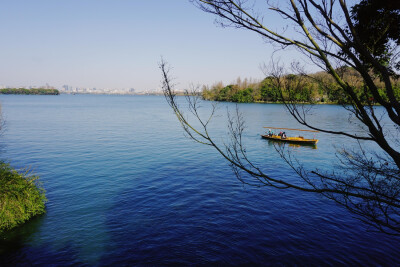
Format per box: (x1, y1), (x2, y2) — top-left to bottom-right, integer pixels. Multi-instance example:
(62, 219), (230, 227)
(98, 162), (400, 266)
(99, 185), (333, 265)
(100, 186), (275, 265)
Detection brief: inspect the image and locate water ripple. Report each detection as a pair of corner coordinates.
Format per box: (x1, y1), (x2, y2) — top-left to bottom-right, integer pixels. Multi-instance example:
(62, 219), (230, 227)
(0, 95), (399, 266)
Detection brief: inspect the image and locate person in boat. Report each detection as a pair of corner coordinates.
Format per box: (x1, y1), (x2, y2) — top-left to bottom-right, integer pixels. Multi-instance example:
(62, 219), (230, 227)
(282, 132), (287, 139)
(278, 131), (282, 137)
(268, 129), (272, 136)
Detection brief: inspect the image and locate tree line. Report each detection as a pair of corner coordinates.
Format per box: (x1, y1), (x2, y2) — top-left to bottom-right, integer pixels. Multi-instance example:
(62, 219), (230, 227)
(202, 67), (400, 104)
(0, 88), (60, 95)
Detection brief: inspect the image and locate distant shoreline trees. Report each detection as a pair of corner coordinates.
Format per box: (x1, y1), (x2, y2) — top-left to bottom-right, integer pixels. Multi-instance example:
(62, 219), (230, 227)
(0, 88), (60, 95)
(202, 68), (400, 104)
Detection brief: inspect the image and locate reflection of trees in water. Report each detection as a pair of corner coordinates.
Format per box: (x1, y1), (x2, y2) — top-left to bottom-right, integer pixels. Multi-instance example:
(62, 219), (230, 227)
(0, 214), (84, 266)
(0, 214), (42, 263)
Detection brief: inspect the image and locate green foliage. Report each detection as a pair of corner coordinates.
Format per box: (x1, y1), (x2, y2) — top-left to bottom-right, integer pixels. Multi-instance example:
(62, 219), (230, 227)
(216, 85), (234, 101)
(232, 88), (254, 103)
(260, 77), (281, 102)
(350, 0), (400, 73)
(202, 69), (400, 104)
(394, 84), (400, 101)
(0, 88), (60, 95)
(0, 162), (47, 233)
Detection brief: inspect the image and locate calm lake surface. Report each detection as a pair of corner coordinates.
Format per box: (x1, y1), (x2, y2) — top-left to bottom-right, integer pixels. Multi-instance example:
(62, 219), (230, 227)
(0, 94), (399, 265)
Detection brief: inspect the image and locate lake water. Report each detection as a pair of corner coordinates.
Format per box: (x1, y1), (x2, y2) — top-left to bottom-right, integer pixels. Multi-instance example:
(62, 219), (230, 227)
(0, 94), (399, 265)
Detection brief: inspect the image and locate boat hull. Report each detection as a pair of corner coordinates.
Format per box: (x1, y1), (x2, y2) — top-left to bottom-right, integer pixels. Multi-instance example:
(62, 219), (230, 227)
(261, 134), (318, 145)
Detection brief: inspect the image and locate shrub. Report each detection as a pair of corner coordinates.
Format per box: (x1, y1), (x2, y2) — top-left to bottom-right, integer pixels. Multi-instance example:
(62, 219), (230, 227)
(0, 162), (46, 232)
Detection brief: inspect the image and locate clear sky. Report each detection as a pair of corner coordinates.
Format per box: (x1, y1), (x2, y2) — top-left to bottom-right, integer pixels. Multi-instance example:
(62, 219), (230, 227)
(0, 0), (313, 91)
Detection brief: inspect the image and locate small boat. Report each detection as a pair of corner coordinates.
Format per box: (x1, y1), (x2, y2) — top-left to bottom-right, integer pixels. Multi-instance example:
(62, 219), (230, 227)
(261, 134), (318, 145)
(261, 127), (319, 145)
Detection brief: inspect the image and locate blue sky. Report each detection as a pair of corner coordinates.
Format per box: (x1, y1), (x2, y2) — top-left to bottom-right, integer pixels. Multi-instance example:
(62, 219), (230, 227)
(0, 0), (312, 91)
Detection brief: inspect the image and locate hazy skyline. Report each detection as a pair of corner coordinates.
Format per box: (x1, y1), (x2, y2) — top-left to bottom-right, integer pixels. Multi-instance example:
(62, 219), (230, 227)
(0, 0), (314, 92)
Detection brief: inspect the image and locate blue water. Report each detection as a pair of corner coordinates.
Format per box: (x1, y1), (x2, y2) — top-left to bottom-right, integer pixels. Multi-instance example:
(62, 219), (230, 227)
(0, 94), (399, 265)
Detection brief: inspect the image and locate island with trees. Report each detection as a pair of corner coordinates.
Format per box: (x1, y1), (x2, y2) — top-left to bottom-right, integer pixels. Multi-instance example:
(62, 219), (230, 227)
(0, 88), (60, 95)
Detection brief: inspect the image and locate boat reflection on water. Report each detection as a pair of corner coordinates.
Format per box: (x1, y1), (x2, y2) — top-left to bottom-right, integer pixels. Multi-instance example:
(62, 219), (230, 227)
(266, 139), (318, 149)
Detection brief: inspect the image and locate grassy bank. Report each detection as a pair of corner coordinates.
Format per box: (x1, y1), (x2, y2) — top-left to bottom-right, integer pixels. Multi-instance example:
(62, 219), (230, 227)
(0, 162), (46, 233)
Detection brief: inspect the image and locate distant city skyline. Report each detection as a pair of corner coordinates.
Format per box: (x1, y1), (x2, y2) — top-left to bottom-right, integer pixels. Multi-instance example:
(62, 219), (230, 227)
(0, 84), (159, 95)
(0, 1), (318, 92)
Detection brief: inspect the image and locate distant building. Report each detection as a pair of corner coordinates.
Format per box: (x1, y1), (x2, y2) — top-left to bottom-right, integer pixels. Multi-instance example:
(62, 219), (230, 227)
(62, 85), (70, 92)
